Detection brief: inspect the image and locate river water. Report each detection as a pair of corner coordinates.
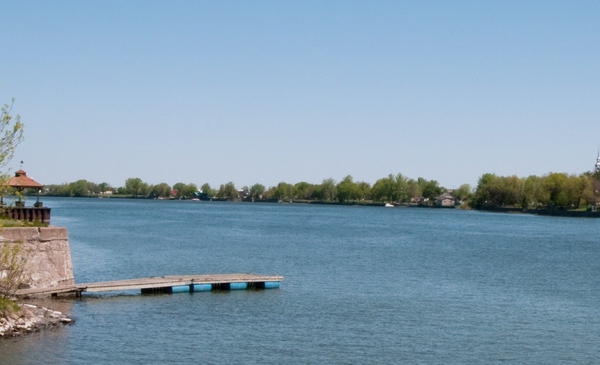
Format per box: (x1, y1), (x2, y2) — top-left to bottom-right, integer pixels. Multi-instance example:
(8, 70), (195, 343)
(1, 198), (599, 364)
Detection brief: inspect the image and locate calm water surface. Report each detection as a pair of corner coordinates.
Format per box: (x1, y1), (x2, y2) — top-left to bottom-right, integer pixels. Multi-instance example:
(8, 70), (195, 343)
(1, 198), (599, 364)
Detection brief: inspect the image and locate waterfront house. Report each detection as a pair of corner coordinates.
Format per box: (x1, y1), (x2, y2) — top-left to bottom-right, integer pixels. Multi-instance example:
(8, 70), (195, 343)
(436, 193), (456, 207)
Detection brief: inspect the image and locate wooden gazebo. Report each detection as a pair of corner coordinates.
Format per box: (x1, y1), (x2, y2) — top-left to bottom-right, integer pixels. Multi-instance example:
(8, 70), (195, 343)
(3, 169), (50, 222)
(7, 169), (43, 205)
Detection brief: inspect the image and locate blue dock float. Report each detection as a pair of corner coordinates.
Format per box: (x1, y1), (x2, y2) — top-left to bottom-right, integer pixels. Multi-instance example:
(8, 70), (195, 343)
(263, 281), (280, 289)
(171, 285), (191, 293)
(193, 283), (212, 292)
(229, 282), (248, 290)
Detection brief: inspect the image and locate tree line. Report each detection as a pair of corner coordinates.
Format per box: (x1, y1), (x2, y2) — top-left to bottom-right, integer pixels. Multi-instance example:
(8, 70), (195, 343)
(37, 169), (600, 210)
(40, 174), (468, 205)
(472, 171), (600, 210)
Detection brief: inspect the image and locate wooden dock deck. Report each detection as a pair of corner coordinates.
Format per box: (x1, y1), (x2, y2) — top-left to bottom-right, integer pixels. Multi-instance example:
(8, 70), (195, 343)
(16, 273), (283, 297)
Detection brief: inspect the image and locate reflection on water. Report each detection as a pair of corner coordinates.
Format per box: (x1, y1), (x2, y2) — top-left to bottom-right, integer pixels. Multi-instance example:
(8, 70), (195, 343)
(0, 298), (73, 365)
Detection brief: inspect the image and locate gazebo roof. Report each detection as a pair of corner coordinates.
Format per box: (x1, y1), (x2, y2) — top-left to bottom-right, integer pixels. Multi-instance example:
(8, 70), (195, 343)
(7, 169), (43, 189)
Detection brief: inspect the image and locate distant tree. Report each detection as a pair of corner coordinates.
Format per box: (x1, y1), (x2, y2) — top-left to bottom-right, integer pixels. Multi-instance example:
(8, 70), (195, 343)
(406, 179), (421, 202)
(263, 186), (276, 200)
(565, 174), (590, 209)
(86, 181), (100, 195)
(542, 173), (569, 208)
(184, 183), (198, 198)
(150, 183), (171, 198)
(471, 174), (520, 208)
(336, 175), (361, 202)
(97, 182), (113, 194)
(69, 179), (91, 197)
(319, 178), (337, 202)
(538, 173), (589, 209)
(200, 183), (216, 197)
(418, 177), (443, 201)
(217, 182), (238, 200)
(356, 181), (372, 201)
(452, 184), (472, 203)
(249, 183), (265, 200)
(394, 173), (409, 203)
(172, 182), (197, 199)
(521, 175), (539, 207)
(371, 174), (400, 203)
(124, 178), (144, 197)
(273, 182), (293, 201)
(293, 182), (313, 200)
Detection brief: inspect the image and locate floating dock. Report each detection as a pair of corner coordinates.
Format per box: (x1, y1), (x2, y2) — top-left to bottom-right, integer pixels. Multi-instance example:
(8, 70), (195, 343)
(16, 273), (283, 298)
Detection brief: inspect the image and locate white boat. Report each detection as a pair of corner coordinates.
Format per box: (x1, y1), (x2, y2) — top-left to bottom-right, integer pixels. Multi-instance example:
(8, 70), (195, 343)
(384, 203), (394, 208)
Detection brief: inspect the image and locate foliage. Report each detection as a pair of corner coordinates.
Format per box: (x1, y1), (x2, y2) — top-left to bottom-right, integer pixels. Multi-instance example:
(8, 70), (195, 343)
(371, 174), (411, 203)
(124, 178), (149, 197)
(249, 183), (265, 200)
(200, 183), (216, 198)
(336, 175), (361, 202)
(273, 182), (293, 201)
(472, 172), (593, 210)
(0, 98), (24, 169)
(452, 184), (472, 202)
(33, 169), (600, 210)
(172, 182), (197, 199)
(0, 296), (20, 314)
(292, 182), (312, 200)
(216, 182), (238, 200)
(0, 240), (28, 300)
(150, 183), (171, 198)
(319, 178), (337, 202)
(417, 177), (443, 201)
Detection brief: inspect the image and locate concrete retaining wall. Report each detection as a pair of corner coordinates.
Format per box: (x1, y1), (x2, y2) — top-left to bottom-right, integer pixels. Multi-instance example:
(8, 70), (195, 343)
(0, 227), (74, 289)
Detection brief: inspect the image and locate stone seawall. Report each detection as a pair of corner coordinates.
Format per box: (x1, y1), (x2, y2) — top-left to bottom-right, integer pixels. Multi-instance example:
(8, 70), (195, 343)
(0, 227), (74, 289)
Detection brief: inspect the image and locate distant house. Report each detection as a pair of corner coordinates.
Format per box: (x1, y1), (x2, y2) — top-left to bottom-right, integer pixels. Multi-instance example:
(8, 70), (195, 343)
(436, 193), (456, 207)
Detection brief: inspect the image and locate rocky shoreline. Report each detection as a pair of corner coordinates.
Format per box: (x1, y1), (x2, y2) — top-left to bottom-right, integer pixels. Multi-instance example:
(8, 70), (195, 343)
(0, 303), (73, 338)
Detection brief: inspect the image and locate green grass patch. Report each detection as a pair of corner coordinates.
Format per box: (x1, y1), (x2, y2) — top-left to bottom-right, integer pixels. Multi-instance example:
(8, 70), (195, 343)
(0, 296), (20, 314)
(0, 219), (48, 228)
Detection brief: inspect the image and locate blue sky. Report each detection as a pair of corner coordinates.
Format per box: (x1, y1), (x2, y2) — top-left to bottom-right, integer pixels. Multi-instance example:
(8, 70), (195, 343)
(1, 1), (599, 189)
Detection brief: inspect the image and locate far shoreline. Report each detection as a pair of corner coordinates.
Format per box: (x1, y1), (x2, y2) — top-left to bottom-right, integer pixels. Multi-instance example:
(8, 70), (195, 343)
(32, 195), (600, 218)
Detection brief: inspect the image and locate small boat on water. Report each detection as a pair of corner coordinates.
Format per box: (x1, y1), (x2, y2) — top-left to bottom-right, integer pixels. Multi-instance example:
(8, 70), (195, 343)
(384, 203), (394, 208)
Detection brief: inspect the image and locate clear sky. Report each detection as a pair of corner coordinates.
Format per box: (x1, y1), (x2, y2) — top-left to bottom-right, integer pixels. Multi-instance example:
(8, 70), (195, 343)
(1, 1), (599, 189)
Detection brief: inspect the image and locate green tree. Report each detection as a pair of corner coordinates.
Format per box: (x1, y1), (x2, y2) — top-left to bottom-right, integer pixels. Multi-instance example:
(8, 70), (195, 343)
(319, 178), (337, 202)
(472, 173), (499, 208)
(0, 98), (24, 169)
(0, 241), (28, 305)
(273, 182), (293, 201)
(217, 182), (238, 200)
(172, 182), (198, 199)
(0, 97), (24, 204)
(418, 177), (443, 202)
(394, 173), (409, 203)
(200, 183), (215, 197)
(150, 183), (171, 198)
(356, 181), (372, 201)
(542, 173), (569, 208)
(69, 179), (91, 197)
(371, 174), (396, 203)
(124, 178), (149, 197)
(97, 182), (113, 194)
(249, 183), (265, 200)
(336, 175), (361, 202)
(406, 179), (421, 203)
(452, 184), (472, 203)
(293, 182), (313, 200)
